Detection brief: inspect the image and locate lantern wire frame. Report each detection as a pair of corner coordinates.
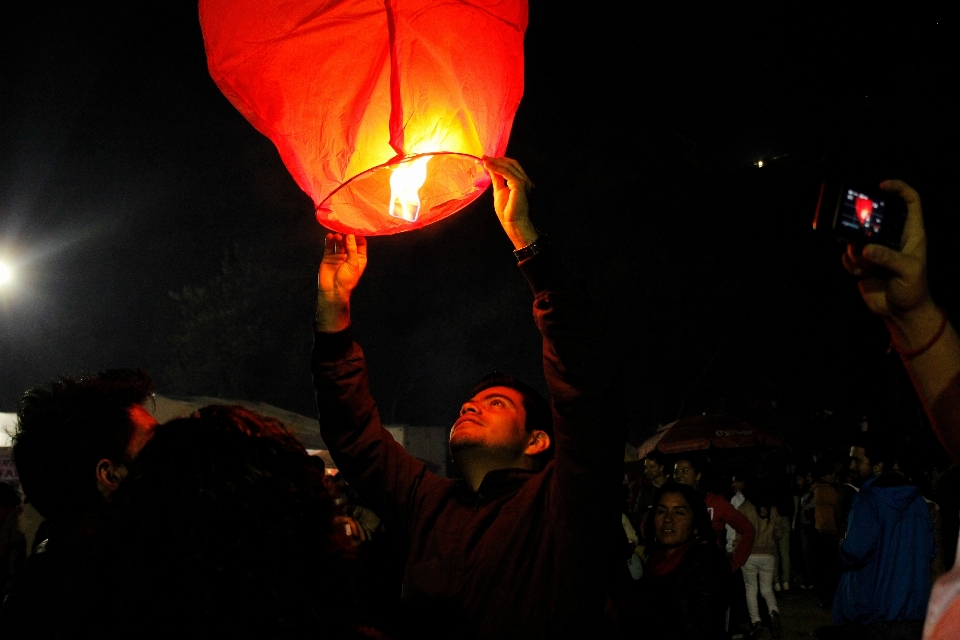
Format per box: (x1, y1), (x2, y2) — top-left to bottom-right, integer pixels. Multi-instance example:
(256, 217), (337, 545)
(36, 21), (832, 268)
(316, 152), (491, 236)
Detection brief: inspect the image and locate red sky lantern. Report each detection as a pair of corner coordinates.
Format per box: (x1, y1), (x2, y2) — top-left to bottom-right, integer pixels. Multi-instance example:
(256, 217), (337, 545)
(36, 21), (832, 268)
(855, 195), (873, 224)
(199, 0), (528, 235)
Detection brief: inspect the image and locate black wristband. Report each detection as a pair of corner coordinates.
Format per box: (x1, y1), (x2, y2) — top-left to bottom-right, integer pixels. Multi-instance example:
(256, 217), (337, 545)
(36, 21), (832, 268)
(513, 233), (549, 262)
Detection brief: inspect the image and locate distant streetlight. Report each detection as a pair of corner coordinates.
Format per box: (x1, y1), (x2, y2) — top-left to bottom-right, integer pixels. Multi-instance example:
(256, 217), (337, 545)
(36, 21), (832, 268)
(0, 261), (13, 286)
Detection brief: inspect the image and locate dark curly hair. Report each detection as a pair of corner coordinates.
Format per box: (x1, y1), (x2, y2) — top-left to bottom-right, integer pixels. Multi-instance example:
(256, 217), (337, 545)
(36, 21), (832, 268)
(13, 369), (153, 519)
(470, 372), (553, 466)
(643, 481), (716, 548)
(82, 405), (360, 639)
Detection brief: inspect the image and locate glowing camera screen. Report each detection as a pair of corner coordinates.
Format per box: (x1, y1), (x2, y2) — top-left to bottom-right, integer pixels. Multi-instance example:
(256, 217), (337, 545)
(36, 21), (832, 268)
(838, 188), (886, 240)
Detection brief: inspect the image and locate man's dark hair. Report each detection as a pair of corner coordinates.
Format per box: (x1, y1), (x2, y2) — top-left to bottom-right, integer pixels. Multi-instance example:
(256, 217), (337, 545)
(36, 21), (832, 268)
(0, 482), (21, 510)
(645, 449), (666, 467)
(471, 372), (554, 465)
(83, 406), (353, 638)
(814, 459), (836, 481)
(12, 369), (153, 519)
(644, 481), (716, 547)
(673, 454), (706, 476)
(854, 435), (898, 474)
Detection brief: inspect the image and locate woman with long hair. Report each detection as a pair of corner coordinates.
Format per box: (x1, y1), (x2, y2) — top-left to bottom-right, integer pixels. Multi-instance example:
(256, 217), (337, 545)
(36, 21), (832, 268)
(638, 481), (730, 640)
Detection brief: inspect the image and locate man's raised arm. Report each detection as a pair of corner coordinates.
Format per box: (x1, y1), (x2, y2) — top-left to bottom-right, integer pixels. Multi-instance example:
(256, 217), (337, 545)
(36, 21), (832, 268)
(312, 232), (435, 532)
(483, 156), (626, 528)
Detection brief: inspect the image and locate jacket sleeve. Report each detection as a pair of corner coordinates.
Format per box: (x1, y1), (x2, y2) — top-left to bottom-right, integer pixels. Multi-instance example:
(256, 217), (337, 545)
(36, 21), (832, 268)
(838, 492), (880, 568)
(517, 249), (626, 532)
(312, 327), (441, 536)
(719, 499), (755, 571)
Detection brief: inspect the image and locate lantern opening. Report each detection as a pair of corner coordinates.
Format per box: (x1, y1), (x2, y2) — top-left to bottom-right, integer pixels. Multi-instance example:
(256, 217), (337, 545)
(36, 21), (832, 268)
(317, 152), (490, 235)
(389, 155), (432, 222)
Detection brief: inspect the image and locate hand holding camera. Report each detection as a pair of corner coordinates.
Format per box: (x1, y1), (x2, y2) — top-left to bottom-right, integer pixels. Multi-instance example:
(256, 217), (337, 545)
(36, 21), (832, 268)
(838, 180), (937, 343)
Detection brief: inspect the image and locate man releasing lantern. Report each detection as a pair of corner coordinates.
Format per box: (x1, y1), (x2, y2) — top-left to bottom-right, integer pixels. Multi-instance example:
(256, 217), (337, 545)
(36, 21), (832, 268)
(199, 0), (528, 235)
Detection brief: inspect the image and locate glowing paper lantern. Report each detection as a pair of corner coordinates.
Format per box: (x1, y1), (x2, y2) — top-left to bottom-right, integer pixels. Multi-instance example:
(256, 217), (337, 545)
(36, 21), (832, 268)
(199, 0), (528, 235)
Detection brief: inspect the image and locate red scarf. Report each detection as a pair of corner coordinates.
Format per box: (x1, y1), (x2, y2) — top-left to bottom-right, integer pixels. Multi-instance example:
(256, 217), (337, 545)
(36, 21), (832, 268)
(647, 538), (699, 577)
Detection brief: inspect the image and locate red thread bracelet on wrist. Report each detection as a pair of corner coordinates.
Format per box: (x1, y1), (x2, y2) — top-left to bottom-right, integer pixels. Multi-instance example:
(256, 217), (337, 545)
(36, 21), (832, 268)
(889, 308), (949, 357)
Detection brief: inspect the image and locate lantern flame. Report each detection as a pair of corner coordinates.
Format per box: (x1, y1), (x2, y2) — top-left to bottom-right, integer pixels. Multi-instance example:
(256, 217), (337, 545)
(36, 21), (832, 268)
(388, 156), (432, 222)
(855, 196), (873, 224)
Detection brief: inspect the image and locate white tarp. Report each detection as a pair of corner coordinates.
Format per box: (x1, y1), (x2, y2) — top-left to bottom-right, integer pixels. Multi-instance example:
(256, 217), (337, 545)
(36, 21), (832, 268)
(151, 395), (326, 450)
(0, 402), (336, 475)
(1, 412), (17, 447)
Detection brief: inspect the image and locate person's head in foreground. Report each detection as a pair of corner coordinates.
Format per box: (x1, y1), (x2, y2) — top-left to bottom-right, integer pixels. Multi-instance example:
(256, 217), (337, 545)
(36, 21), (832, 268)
(449, 372), (553, 479)
(84, 405), (360, 639)
(13, 368), (156, 520)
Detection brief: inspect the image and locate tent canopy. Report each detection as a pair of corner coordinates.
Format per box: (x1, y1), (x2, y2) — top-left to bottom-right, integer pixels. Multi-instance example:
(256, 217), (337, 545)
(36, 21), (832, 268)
(636, 414), (783, 459)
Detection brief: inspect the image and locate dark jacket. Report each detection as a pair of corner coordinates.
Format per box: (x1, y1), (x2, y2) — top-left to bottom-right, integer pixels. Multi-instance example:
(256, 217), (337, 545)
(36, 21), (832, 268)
(834, 472), (936, 625)
(638, 541), (730, 640)
(312, 249), (625, 638)
(0, 515), (99, 639)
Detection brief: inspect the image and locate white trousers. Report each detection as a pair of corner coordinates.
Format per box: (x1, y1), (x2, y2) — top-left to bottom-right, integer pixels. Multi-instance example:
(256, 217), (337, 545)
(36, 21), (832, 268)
(743, 553), (779, 624)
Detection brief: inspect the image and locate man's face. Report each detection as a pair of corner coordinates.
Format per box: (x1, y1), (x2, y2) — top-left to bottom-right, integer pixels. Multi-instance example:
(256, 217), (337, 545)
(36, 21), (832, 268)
(644, 458), (664, 481)
(125, 404), (158, 462)
(450, 386), (529, 454)
(731, 477), (745, 495)
(673, 460), (701, 488)
(849, 446), (876, 486)
(98, 404), (158, 499)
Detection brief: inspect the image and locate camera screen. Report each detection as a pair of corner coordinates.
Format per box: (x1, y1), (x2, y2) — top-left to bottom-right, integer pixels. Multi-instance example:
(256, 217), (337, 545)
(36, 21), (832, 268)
(838, 187), (886, 240)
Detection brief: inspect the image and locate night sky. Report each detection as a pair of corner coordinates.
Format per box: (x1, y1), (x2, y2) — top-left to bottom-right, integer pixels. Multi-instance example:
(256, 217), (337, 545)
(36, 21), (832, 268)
(1, 3), (957, 454)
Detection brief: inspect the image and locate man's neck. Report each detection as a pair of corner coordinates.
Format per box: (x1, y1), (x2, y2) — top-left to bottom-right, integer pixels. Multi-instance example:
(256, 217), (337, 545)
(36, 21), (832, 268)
(653, 475), (667, 488)
(453, 449), (536, 492)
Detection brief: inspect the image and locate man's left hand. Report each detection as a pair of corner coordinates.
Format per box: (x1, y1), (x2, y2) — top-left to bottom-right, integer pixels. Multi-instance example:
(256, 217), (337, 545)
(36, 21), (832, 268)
(482, 156), (538, 250)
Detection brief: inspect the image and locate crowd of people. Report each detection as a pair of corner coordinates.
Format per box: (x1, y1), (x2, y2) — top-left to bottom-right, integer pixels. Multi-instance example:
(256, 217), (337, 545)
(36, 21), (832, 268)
(0, 164), (957, 640)
(619, 439), (950, 639)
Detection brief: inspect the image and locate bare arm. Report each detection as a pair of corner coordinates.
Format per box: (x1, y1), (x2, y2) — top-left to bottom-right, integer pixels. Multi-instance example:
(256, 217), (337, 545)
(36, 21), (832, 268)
(842, 180), (960, 456)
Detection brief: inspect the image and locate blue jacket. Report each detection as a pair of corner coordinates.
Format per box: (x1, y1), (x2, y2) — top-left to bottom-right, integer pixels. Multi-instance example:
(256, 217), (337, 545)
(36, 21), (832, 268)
(834, 472), (936, 624)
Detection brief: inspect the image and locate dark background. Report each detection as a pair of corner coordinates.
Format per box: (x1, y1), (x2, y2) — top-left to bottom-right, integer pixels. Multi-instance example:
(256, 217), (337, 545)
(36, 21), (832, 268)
(1, 3), (956, 455)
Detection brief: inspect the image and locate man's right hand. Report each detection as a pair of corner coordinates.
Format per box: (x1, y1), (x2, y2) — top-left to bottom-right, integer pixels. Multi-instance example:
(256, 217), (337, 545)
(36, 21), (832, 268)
(840, 180), (940, 350)
(316, 233), (367, 333)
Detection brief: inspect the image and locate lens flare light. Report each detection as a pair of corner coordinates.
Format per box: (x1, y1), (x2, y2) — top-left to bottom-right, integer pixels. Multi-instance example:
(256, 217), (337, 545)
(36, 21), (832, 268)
(0, 261), (13, 286)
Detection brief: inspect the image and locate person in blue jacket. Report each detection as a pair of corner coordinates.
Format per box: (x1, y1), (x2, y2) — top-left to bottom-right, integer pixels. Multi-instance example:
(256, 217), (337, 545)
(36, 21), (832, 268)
(834, 436), (936, 638)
